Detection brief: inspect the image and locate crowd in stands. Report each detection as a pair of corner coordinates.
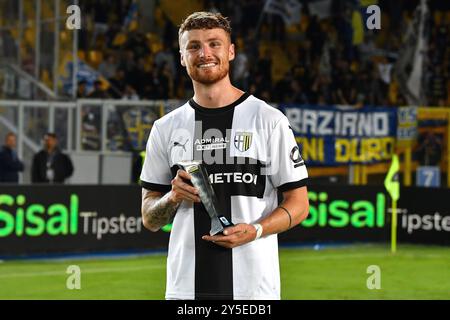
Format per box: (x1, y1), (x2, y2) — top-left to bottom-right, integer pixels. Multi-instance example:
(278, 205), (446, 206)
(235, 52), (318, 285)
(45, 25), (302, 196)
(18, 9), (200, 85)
(75, 0), (449, 107)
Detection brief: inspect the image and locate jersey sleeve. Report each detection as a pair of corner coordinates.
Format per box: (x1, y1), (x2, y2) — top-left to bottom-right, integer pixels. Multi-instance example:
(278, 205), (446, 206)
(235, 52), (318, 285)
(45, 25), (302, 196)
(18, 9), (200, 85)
(140, 122), (172, 193)
(268, 115), (308, 192)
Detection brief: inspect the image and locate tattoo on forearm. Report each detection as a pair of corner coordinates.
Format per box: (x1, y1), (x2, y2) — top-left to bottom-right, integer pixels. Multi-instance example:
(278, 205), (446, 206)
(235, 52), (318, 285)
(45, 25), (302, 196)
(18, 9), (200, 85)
(143, 192), (180, 229)
(278, 206), (292, 229)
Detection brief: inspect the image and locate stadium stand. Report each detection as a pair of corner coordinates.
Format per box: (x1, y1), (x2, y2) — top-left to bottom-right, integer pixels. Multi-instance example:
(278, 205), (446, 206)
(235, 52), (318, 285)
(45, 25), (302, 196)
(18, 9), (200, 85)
(67, 0), (449, 106)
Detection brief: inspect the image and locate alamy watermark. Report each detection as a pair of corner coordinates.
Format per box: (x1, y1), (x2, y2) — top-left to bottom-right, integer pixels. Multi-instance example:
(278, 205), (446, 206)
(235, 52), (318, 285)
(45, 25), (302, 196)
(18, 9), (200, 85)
(66, 265), (81, 290)
(366, 265), (381, 290)
(366, 5), (381, 30)
(66, 5), (81, 30)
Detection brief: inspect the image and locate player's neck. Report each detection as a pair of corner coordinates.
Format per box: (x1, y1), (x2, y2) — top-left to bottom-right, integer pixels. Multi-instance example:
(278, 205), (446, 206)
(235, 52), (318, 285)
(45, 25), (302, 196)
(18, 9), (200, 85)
(192, 77), (243, 108)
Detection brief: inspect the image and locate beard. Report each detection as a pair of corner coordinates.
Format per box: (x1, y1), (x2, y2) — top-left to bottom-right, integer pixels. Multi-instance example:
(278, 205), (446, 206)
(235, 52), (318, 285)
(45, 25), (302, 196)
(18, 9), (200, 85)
(187, 60), (229, 85)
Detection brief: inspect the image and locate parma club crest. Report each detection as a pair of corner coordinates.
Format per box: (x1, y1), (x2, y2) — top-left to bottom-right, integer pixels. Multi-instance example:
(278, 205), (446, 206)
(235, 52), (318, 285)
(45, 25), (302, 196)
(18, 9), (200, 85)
(234, 132), (253, 152)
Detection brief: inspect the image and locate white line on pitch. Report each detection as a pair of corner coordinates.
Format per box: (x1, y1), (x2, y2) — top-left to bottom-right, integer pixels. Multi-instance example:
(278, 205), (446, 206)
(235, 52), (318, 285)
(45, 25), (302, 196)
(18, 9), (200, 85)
(282, 252), (444, 261)
(0, 265), (164, 278)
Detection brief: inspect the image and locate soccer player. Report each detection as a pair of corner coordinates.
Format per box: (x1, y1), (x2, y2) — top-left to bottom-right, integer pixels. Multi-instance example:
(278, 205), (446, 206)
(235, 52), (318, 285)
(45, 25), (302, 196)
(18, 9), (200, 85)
(140, 11), (309, 300)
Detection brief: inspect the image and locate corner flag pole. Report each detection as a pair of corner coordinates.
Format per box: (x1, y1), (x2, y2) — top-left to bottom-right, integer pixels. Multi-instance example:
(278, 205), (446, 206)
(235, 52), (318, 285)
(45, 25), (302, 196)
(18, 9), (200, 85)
(391, 197), (397, 253)
(384, 154), (400, 254)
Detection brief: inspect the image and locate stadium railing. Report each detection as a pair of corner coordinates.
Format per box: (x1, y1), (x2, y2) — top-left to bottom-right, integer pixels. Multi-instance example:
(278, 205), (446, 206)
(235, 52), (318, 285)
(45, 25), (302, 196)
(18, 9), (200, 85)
(1, 99), (449, 187)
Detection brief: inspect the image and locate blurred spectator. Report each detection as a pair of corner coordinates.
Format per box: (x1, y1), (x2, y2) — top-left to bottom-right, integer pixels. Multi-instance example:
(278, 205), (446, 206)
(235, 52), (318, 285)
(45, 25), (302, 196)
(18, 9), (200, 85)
(88, 80), (110, 98)
(265, 11), (286, 43)
(335, 7), (355, 62)
(332, 60), (357, 105)
(415, 132), (443, 166)
(306, 15), (325, 57)
(98, 54), (118, 79)
(134, 58), (151, 96)
(311, 74), (332, 105)
(121, 50), (138, 88)
(354, 72), (370, 106)
(122, 85), (140, 100)
(91, 0), (110, 47)
(108, 69), (126, 97)
(0, 30), (18, 59)
(288, 79), (309, 104)
(434, 17), (448, 55)
(77, 80), (88, 98)
(296, 42), (312, 70)
(368, 64), (389, 106)
(124, 32), (151, 59)
(232, 42), (250, 90)
(428, 66), (447, 106)
(274, 71), (294, 102)
(154, 43), (177, 78)
(32, 133), (74, 184)
(0, 133), (24, 183)
(147, 63), (172, 99)
(105, 22), (121, 48)
(162, 14), (177, 48)
(257, 49), (273, 86)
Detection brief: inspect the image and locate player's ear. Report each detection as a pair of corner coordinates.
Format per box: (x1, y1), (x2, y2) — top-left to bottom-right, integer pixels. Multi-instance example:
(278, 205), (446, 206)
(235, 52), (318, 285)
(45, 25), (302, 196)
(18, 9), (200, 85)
(180, 50), (186, 67)
(228, 43), (235, 61)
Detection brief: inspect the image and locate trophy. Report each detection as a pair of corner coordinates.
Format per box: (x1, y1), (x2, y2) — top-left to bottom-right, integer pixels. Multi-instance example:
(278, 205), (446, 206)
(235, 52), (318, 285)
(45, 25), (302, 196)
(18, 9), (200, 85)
(176, 160), (233, 236)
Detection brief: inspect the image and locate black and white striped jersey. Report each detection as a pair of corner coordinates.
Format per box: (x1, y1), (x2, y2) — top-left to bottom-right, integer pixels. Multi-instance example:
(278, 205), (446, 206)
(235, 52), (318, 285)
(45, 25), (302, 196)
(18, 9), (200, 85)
(140, 92), (308, 300)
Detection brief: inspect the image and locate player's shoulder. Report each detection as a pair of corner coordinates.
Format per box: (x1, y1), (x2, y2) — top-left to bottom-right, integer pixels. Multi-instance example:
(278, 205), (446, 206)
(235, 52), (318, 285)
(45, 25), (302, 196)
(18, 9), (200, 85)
(242, 95), (288, 127)
(153, 101), (191, 128)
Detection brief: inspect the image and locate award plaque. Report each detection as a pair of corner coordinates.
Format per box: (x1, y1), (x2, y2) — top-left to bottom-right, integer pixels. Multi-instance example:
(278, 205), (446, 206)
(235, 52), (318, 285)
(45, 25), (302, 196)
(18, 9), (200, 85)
(177, 160), (233, 236)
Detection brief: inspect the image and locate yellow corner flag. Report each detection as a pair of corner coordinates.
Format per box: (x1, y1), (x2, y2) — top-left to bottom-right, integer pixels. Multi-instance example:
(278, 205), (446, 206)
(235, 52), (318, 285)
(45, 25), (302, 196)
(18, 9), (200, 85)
(384, 155), (400, 201)
(384, 154), (400, 253)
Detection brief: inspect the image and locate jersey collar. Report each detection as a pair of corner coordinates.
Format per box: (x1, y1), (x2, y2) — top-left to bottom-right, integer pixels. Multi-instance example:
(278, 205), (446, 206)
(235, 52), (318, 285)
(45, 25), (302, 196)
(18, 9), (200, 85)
(189, 92), (250, 115)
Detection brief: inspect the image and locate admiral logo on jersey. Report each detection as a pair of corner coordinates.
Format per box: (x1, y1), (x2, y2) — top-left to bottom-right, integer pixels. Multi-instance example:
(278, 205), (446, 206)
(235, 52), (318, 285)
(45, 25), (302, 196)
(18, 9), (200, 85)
(195, 136), (229, 151)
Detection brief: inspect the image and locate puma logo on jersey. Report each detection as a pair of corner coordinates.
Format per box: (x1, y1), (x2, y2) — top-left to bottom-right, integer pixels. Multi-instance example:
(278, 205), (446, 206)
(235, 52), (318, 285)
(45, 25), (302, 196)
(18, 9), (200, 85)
(173, 139), (189, 152)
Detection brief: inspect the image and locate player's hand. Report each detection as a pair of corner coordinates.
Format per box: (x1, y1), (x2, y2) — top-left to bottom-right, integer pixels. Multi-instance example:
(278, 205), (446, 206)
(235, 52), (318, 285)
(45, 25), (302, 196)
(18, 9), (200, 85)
(202, 224), (257, 249)
(168, 169), (201, 204)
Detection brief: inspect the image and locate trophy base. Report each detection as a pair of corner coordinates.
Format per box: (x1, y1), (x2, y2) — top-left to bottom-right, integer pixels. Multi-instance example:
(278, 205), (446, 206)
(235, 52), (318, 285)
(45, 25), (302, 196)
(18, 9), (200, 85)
(210, 215), (234, 236)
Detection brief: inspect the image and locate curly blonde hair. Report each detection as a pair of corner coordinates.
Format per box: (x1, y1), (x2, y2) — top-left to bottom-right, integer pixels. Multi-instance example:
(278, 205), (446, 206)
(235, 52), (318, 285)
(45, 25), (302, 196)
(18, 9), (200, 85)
(178, 11), (231, 40)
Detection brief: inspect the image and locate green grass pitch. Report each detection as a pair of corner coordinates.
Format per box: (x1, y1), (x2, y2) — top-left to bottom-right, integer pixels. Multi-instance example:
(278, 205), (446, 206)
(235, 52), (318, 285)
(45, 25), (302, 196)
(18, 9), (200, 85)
(0, 244), (449, 300)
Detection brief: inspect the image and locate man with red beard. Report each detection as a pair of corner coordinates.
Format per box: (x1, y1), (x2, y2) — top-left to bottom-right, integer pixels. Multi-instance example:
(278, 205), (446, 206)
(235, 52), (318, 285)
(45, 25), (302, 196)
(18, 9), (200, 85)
(140, 12), (309, 300)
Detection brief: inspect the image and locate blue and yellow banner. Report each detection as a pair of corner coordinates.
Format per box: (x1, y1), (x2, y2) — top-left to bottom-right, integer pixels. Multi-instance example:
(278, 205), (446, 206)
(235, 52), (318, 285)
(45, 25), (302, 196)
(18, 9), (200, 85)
(280, 105), (398, 165)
